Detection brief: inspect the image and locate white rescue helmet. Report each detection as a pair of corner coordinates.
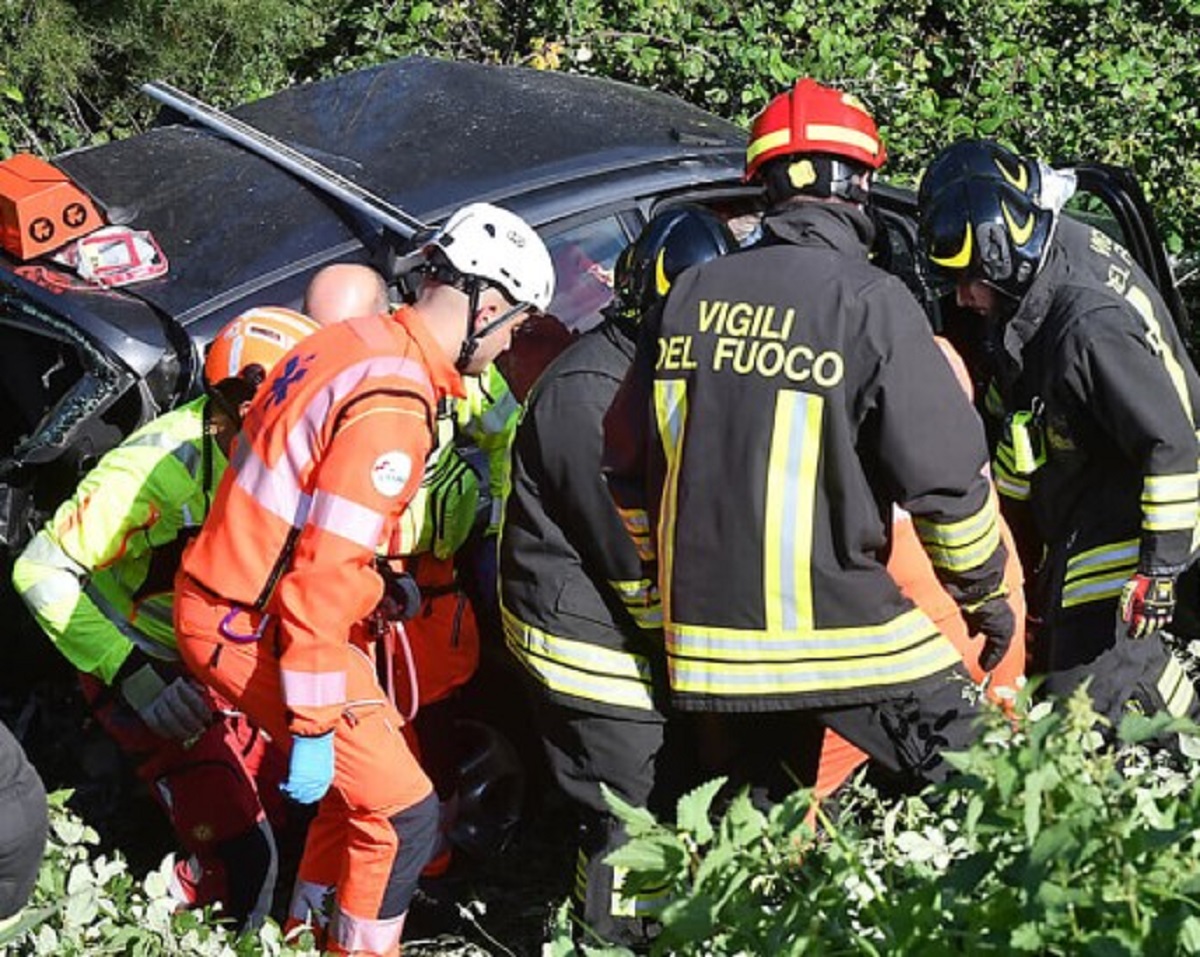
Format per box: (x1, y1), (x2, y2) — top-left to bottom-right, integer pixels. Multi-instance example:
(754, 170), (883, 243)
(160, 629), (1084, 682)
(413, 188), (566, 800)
(422, 202), (555, 312)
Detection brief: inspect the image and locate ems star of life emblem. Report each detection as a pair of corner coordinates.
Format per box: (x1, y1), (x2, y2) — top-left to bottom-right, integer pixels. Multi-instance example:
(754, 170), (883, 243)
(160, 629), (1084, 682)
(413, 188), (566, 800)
(371, 451), (412, 497)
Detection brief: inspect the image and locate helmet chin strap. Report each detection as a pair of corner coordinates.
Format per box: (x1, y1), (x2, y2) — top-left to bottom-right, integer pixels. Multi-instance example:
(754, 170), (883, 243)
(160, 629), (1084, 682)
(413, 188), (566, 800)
(455, 293), (532, 372)
(455, 280), (484, 372)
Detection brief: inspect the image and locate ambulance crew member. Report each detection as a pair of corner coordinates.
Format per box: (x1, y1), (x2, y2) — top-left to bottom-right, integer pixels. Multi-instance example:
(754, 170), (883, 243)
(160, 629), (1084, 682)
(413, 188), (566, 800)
(604, 79), (1013, 793)
(808, 336), (1028, 809)
(13, 307), (321, 926)
(173, 202), (553, 957)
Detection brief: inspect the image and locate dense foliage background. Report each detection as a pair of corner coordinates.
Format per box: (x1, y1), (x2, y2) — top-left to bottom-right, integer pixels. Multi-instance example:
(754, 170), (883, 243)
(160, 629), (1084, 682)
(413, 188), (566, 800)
(2, 0), (1199, 274)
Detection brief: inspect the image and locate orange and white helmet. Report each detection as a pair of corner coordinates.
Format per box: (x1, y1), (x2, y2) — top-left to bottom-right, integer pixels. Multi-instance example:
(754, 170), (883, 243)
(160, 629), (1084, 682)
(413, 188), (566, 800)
(203, 306), (321, 389)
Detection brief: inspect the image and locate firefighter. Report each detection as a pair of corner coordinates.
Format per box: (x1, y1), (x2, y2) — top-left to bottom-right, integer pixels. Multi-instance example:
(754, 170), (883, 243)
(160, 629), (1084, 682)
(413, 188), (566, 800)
(917, 139), (1200, 727)
(173, 202), (554, 957)
(12, 306), (322, 927)
(603, 79), (1013, 793)
(501, 206), (735, 946)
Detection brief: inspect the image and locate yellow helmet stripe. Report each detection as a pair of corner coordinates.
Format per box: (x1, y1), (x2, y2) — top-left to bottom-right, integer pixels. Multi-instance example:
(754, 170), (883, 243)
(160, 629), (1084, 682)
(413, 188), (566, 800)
(654, 249), (672, 297)
(1002, 201), (1035, 245)
(746, 128), (792, 166)
(994, 156), (1029, 191)
(805, 123), (881, 157)
(931, 221), (974, 269)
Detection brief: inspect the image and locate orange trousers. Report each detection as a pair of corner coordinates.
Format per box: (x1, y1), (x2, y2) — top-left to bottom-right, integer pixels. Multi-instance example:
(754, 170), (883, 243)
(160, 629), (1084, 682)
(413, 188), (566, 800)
(175, 576), (436, 957)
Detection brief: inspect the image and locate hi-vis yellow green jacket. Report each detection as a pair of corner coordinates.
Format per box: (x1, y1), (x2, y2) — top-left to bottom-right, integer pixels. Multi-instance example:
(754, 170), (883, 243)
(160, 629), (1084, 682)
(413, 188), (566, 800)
(603, 203), (1009, 712)
(12, 397), (224, 683)
(390, 364), (518, 558)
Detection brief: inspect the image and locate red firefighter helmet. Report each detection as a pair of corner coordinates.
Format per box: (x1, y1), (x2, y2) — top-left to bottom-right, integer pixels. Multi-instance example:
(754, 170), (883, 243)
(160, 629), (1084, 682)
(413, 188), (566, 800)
(745, 78), (887, 182)
(203, 306), (321, 389)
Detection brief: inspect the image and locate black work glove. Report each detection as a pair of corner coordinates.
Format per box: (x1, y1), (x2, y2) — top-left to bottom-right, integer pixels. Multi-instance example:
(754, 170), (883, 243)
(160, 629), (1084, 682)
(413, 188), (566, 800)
(963, 593), (1015, 673)
(1120, 573), (1176, 639)
(376, 564), (422, 621)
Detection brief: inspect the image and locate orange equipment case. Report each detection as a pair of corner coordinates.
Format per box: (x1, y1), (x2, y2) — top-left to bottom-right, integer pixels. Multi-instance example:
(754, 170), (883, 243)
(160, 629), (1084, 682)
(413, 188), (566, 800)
(0, 153), (103, 260)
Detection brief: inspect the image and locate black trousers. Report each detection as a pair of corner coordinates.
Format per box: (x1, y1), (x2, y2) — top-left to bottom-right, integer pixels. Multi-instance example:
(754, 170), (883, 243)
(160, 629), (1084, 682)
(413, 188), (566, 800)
(693, 665), (982, 806)
(1041, 599), (1200, 730)
(527, 689), (689, 949)
(0, 720), (47, 920)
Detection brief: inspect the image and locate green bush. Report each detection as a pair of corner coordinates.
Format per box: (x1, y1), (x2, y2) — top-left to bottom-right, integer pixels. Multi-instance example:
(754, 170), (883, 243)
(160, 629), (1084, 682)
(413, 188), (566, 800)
(0, 790), (318, 956)
(558, 689), (1200, 955)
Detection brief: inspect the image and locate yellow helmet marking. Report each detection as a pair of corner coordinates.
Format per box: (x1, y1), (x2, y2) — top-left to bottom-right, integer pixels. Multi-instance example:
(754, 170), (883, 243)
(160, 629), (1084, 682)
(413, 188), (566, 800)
(655, 250), (672, 297)
(1002, 201), (1035, 246)
(931, 222), (974, 269)
(788, 159), (818, 190)
(805, 123), (880, 158)
(839, 92), (871, 115)
(746, 128), (792, 165)
(994, 156), (1029, 192)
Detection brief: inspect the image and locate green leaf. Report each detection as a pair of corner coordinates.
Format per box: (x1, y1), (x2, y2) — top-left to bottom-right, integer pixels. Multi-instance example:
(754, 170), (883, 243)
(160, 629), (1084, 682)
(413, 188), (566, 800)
(0, 905), (58, 947)
(601, 783), (659, 837)
(1179, 915), (1200, 953)
(722, 790), (766, 848)
(1011, 921), (1045, 951)
(605, 834), (686, 873)
(676, 777), (725, 845)
(656, 894), (719, 950)
(1029, 821), (1076, 866)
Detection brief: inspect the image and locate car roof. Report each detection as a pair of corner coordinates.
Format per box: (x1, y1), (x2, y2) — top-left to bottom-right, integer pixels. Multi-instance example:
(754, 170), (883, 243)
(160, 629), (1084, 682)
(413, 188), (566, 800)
(50, 56), (746, 330)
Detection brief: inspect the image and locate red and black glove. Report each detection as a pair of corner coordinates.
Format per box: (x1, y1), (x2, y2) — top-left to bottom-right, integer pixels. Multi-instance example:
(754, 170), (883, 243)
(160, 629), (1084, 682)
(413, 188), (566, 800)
(1120, 574), (1176, 639)
(963, 592), (1015, 673)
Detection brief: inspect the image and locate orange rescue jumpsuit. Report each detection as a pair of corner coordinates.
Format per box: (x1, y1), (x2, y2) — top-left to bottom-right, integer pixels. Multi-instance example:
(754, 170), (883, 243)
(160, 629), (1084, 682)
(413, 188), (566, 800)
(175, 307), (463, 956)
(812, 338), (1027, 802)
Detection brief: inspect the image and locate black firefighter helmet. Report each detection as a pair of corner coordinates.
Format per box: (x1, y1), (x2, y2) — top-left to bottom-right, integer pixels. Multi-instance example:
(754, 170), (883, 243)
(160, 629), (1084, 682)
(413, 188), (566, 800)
(917, 139), (1056, 303)
(608, 205), (736, 324)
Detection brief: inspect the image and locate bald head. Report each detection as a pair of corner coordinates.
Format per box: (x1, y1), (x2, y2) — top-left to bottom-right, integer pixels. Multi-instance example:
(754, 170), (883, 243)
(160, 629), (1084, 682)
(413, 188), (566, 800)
(303, 263), (390, 326)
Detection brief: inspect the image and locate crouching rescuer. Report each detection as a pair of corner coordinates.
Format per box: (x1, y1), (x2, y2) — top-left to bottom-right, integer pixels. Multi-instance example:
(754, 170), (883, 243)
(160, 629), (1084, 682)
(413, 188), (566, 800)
(173, 202), (554, 957)
(13, 307), (322, 926)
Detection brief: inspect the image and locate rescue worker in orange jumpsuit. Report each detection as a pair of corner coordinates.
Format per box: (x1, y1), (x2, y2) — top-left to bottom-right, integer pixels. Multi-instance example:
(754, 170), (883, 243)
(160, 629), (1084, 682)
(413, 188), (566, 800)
(13, 307), (321, 926)
(173, 202), (555, 957)
(810, 337), (1027, 805)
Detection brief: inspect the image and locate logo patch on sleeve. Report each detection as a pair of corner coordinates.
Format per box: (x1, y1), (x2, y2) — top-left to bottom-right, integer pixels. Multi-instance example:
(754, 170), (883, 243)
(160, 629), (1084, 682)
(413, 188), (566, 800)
(371, 451), (412, 497)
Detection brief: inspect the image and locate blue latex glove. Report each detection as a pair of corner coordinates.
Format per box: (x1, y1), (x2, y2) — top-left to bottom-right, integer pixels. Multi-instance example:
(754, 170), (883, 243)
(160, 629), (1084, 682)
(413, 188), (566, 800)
(281, 732), (335, 804)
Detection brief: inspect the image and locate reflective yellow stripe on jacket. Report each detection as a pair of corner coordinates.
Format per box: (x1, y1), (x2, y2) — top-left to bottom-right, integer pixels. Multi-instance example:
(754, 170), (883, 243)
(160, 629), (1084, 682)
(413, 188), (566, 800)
(655, 384), (959, 698)
(913, 493), (1003, 575)
(502, 605), (657, 711)
(665, 607), (954, 696)
(1061, 538), (1138, 609)
(1142, 472), (1200, 534)
(607, 577), (662, 630)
